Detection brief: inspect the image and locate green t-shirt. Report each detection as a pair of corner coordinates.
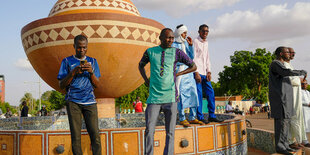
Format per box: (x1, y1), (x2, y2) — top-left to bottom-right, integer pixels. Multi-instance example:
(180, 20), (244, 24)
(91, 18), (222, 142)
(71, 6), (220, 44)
(139, 46), (194, 104)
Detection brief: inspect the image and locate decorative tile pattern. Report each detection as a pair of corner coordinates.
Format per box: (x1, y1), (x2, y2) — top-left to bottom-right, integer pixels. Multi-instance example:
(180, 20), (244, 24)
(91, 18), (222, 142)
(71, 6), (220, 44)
(49, 0), (141, 17)
(111, 130), (141, 155)
(0, 114), (247, 155)
(117, 113), (235, 128)
(0, 116), (116, 130)
(21, 20), (161, 55)
(247, 128), (275, 154)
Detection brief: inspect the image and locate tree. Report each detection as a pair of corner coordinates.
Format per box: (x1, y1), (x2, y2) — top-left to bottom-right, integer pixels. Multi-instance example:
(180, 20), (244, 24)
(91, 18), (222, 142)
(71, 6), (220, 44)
(0, 96), (17, 114)
(212, 81), (225, 96)
(41, 90), (52, 101)
(20, 92), (33, 105)
(116, 84), (149, 109)
(40, 90), (53, 112)
(49, 90), (66, 110)
(218, 48), (274, 103)
(20, 92), (35, 111)
(35, 99), (52, 112)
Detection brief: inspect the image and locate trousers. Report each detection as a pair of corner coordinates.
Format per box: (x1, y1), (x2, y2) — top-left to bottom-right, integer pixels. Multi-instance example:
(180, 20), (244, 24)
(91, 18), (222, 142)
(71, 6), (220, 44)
(144, 103), (177, 155)
(196, 74), (216, 120)
(66, 101), (101, 155)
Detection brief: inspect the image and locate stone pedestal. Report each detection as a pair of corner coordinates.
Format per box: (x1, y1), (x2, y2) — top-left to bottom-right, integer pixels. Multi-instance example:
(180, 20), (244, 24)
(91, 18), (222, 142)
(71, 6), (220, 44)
(96, 98), (115, 118)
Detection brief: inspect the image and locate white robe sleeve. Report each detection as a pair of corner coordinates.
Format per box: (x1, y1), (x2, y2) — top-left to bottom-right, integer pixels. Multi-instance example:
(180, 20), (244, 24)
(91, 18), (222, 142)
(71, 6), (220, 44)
(302, 90), (310, 106)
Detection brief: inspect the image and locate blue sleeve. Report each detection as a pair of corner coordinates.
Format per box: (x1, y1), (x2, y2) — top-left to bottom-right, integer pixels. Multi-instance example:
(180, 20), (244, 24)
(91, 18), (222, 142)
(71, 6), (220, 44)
(171, 42), (178, 49)
(57, 58), (69, 80)
(92, 58), (101, 78)
(185, 42), (194, 59)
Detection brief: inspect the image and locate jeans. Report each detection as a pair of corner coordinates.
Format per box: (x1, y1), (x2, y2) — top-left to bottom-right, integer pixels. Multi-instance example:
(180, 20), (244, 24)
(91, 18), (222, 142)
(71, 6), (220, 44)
(144, 103), (177, 155)
(66, 101), (102, 155)
(196, 74), (216, 120)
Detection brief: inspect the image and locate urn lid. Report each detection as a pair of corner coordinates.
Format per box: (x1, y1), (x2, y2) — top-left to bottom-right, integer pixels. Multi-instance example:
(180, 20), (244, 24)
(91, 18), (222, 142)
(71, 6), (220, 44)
(49, 0), (140, 17)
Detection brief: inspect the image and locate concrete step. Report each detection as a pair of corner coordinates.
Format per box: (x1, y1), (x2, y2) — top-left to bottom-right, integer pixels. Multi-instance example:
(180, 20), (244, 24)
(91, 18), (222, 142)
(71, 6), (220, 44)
(304, 147), (310, 155)
(272, 148), (303, 155)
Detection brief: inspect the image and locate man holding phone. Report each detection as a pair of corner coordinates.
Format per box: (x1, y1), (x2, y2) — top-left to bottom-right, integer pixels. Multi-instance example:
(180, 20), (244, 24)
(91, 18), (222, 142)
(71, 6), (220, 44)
(57, 34), (101, 155)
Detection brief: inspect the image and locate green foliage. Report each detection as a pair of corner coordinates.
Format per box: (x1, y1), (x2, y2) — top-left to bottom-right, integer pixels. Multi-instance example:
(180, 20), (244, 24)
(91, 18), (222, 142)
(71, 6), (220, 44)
(20, 92), (34, 107)
(29, 109), (38, 116)
(307, 85), (310, 92)
(19, 92), (39, 112)
(0, 102), (10, 113)
(49, 90), (66, 110)
(218, 48), (274, 102)
(211, 81), (225, 96)
(35, 99), (52, 112)
(41, 90), (52, 101)
(115, 84), (149, 109)
(0, 98), (16, 114)
(17, 90), (64, 115)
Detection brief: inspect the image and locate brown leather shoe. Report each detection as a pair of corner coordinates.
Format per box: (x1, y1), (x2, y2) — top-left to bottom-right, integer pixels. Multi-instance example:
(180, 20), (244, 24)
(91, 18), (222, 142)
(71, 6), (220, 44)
(180, 120), (191, 127)
(189, 119), (205, 125)
(298, 143), (304, 148)
(303, 143), (310, 148)
(289, 142), (302, 150)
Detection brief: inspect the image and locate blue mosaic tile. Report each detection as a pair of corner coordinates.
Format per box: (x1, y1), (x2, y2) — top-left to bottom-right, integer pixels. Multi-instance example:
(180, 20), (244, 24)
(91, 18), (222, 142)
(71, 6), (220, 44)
(247, 128), (275, 154)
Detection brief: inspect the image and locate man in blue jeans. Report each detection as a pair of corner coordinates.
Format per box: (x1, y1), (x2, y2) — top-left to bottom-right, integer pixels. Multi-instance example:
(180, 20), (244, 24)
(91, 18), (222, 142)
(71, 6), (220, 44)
(193, 24), (223, 123)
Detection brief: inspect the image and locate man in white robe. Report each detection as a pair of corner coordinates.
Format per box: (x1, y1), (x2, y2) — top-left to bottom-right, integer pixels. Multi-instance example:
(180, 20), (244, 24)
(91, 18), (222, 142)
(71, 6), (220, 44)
(301, 79), (310, 147)
(172, 24), (202, 127)
(285, 47), (309, 149)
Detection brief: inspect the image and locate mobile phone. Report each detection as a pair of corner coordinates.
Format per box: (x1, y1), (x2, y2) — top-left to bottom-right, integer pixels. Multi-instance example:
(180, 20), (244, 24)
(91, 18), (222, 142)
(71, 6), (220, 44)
(80, 60), (87, 65)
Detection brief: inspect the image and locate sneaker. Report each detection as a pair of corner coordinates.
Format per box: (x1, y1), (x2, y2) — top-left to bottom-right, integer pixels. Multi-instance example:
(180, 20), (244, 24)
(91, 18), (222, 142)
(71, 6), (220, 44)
(180, 120), (191, 127)
(189, 119), (204, 125)
(208, 117), (224, 123)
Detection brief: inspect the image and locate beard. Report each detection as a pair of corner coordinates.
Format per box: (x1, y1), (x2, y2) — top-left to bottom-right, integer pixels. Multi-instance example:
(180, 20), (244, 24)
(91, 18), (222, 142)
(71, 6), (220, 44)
(282, 56), (290, 61)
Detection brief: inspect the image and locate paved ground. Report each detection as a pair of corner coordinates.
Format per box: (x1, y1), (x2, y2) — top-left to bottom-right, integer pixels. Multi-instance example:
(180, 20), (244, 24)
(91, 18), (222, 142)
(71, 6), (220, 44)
(246, 112), (274, 131)
(248, 147), (270, 155)
(245, 113), (310, 154)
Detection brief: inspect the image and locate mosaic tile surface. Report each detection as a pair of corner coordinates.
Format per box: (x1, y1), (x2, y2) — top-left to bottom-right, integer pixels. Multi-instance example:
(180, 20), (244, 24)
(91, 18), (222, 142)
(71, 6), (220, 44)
(247, 128), (275, 154)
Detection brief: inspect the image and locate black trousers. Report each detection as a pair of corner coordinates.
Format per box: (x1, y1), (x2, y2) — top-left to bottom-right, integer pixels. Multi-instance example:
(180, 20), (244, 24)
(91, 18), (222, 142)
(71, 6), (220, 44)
(274, 118), (290, 152)
(66, 101), (101, 155)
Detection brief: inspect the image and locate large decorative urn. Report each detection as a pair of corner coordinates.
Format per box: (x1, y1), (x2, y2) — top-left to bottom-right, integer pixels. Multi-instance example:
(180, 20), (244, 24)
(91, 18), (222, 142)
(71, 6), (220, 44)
(21, 0), (164, 117)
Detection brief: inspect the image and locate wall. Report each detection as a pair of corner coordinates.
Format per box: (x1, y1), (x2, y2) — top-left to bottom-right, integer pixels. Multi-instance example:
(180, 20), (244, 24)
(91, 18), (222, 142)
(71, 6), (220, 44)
(0, 114), (247, 155)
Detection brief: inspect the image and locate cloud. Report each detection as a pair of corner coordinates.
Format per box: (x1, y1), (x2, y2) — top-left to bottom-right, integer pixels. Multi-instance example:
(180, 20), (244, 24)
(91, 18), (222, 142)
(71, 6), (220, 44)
(14, 58), (34, 71)
(133, 0), (241, 17)
(212, 2), (310, 43)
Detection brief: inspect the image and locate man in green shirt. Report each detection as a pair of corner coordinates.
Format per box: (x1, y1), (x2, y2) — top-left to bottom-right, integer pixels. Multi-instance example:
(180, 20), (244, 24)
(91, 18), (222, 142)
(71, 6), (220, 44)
(139, 28), (197, 155)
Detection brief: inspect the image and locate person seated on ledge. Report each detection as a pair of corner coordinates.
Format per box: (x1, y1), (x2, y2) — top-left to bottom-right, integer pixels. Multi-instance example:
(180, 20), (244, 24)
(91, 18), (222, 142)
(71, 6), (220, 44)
(225, 101), (234, 114)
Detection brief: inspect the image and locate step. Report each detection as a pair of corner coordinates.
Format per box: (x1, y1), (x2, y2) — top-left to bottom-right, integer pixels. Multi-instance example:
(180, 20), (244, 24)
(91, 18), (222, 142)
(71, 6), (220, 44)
(272, 148), (303, 155)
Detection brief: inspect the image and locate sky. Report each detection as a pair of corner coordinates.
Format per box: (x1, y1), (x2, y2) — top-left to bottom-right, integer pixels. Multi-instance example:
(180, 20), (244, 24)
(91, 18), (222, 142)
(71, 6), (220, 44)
(1, 0), (310, 106)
